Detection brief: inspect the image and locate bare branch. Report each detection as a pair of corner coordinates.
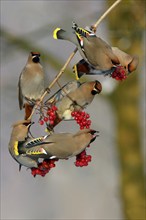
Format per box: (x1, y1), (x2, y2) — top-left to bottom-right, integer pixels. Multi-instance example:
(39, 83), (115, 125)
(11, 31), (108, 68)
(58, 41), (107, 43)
(94, 0), (122, 29)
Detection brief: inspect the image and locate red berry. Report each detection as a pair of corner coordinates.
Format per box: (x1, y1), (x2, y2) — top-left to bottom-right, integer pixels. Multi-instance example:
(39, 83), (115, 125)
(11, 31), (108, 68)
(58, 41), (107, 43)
(87, 155), (92, 161)
(49, 111), (55, 117)
(86, 114), (90, 119)
(71, 112), (75, 116)
(44, 117), (49, 122)
(81, 112), (85, 116)
(79, 162), (84, 167)
(50, 163), (56, 168)
(74, 111), (78, 116)
(83, 162), (88, 166)
(82, 121), (87, 126)
(50, 120), (54, 125)
(75, 161), (80, 167)
(87, 120), (91, 125)
(81, 158), (85, 163)
(81, 151), (86, 156)
(51, 105), (57, 111)
(49, 115), (54, 120)
(78, 116), (83, 121)
(39, 120), (44, 125)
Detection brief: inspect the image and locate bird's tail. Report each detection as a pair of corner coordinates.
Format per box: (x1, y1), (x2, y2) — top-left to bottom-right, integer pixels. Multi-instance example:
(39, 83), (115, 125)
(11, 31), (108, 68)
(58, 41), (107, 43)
(72, 59), (90, 80)
(24, 103), (33, 120)
(73, 59), (116, 80)
(53, 27), (76, 44)
(53, 28), (68, 40)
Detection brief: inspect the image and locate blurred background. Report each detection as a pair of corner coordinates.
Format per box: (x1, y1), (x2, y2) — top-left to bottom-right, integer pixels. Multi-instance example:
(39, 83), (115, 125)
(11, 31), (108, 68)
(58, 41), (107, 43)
(1, 0), (145, 219)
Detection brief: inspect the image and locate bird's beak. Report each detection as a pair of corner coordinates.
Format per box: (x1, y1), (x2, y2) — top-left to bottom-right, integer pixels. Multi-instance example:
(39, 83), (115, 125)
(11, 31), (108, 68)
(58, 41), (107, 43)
(90, 130), (99, 143)
(26, 121), (35, 138)
(95, 80), (102, 94)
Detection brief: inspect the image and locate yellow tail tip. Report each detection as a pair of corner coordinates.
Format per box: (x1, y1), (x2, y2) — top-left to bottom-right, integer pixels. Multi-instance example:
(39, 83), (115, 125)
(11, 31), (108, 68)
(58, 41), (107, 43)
(53, 28), (61, 39)
(73, 65), (79, 81)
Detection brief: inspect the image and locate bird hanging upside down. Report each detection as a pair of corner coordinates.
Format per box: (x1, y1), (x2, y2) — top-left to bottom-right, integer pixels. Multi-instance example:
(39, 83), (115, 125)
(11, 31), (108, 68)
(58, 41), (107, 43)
(8, 119), (98, 169)
(53, 22), (139, 80)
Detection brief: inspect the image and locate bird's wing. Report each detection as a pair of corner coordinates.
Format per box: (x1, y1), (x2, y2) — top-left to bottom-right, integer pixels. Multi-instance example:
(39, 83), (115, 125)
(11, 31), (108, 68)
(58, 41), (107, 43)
(25, 137), (51, 148)
(45, 81), (81, 105)
(73, 59), (115, 79)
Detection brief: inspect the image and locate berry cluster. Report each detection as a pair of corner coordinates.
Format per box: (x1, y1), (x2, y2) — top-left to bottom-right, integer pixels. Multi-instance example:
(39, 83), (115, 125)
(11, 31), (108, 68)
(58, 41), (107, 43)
(75, 150), (92, 167)
(71, 111), (91, 129)
(39, 105), (58, 126)
(31, 110), (94, 177)
(111, 65), (127, 80)
(71, 110), (93, 167)
(31, 159), (58, 177)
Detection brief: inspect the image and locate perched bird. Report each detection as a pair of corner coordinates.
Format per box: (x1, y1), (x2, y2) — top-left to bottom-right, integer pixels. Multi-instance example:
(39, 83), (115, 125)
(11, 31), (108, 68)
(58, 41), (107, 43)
(8, 120), (38, 169)
(19, 129), (99, 159)
(18, 52), (45, 119)
(53, 22), (120, 71)
(45, 80), (102, 130)
(56, 80), (102, 120)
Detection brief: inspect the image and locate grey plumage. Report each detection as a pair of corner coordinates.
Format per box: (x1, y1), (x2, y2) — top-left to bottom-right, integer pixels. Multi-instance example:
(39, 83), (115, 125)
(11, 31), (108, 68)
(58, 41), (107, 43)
(45, 80), (81, 105)
(18, 52), (45, 110)
(20, 129), (99, 159)
(55, 80), (102, 120)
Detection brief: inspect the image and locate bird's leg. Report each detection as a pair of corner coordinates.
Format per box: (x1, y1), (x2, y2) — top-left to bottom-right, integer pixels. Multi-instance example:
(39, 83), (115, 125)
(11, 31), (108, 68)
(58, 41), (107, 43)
(45, 87), (51, 94)
(72, 100), (84, 110)
(90, 24), (97, 33)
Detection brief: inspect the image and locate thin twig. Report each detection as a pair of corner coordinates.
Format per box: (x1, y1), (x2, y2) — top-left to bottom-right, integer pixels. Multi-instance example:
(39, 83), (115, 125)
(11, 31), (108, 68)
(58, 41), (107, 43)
(94, 0), (122, 29)
(27, 0), (122, 121)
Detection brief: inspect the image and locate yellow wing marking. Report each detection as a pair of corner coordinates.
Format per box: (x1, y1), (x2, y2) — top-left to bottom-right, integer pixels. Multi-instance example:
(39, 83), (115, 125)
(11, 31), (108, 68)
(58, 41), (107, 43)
(26, 148), (47, 155)
(73, 64), (79, 81)
(14, 141), (19, 156)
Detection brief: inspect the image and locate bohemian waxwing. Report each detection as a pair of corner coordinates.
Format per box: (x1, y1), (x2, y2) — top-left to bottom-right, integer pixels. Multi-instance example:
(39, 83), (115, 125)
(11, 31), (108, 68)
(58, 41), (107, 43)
(56, 80), (102, 119)
(45, 80), (102, 129)
(8, 120), (38, 169)
(53, 22), (120, 71)
(18, 52), (45, 119)
(19, 129), (99, 159)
